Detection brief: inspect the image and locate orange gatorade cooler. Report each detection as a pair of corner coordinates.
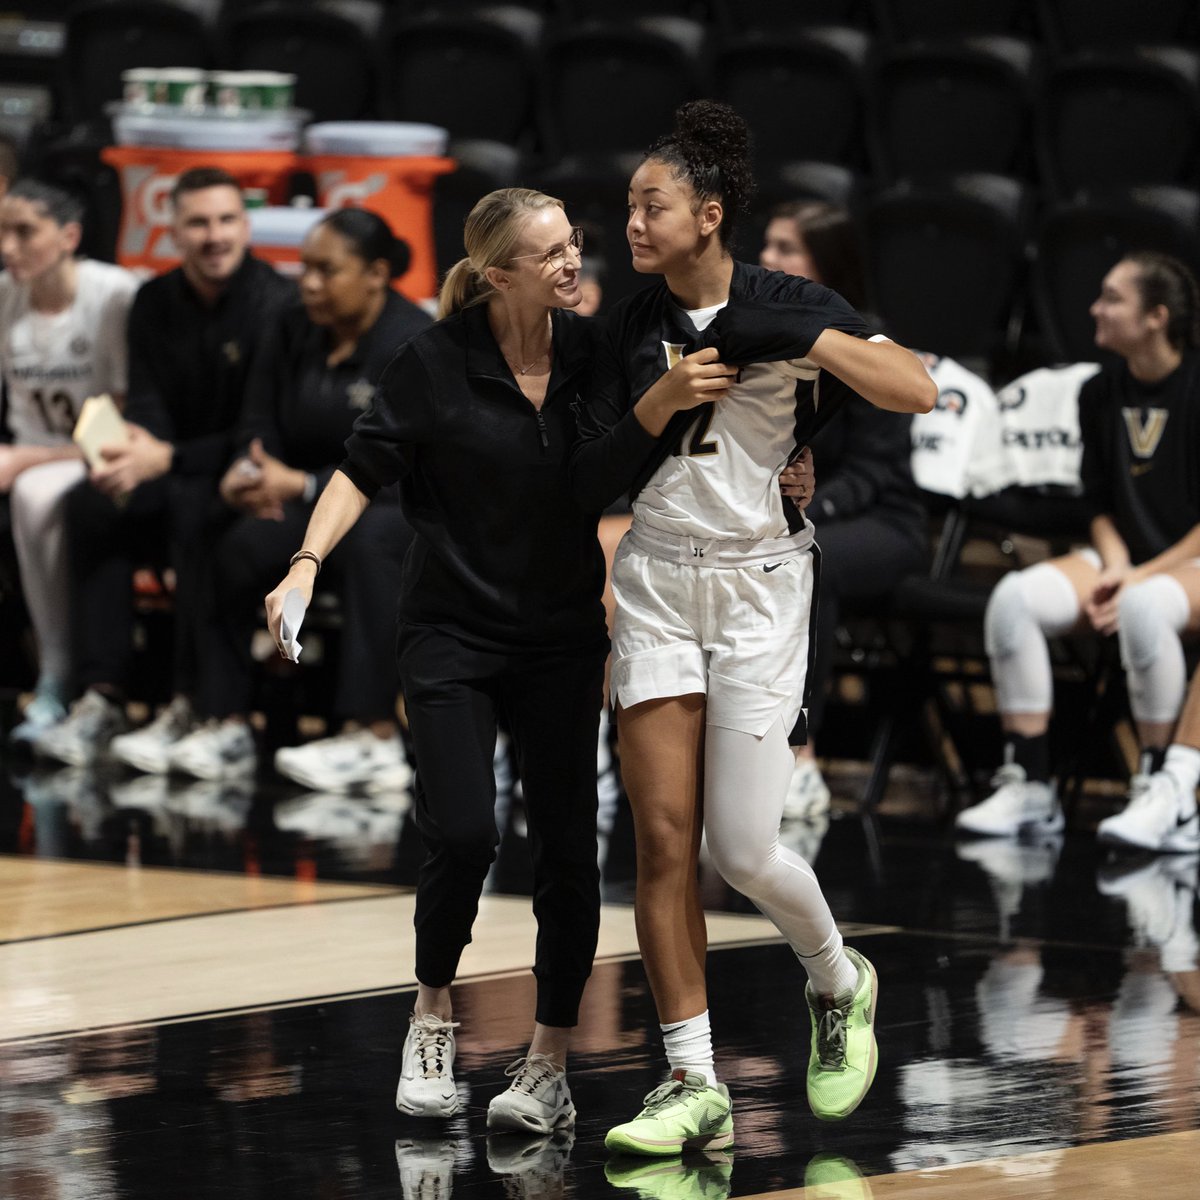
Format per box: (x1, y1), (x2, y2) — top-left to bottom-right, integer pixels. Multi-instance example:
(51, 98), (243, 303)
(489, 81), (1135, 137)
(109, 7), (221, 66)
(303, 122), (455, 301)
(102, 108), (305, 273)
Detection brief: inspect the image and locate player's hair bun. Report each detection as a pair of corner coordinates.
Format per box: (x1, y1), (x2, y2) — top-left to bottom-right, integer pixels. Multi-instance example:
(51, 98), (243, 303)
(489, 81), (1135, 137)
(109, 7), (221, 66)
(673, 100), (751, 169)
(645, 100), (755, 248)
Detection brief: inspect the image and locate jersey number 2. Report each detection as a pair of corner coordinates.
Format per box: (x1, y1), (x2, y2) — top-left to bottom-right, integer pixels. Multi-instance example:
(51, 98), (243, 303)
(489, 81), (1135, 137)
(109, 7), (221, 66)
(678, 407), (718, 458)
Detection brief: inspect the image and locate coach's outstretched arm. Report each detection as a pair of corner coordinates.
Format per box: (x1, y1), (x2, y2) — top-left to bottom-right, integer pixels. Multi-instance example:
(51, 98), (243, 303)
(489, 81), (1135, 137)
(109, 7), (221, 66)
(807, 328), (937, 414)
(264, 469), (370, 650)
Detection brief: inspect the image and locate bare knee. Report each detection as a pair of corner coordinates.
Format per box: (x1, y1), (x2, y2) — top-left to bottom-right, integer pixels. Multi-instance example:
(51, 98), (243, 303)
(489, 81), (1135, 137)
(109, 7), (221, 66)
(633, 805), (699, 883)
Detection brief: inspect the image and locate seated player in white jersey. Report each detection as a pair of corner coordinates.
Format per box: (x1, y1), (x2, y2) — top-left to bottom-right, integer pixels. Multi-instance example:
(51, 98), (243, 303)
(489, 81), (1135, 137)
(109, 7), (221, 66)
(0, 179), (138, 741)
(571, 100), (935, 1155)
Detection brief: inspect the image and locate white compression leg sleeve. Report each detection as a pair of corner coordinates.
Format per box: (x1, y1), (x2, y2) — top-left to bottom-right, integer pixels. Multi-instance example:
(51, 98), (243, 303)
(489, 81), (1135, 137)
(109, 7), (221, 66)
(9, 459), (88, 686)
(984, 563), (1081, 713)
(703, 715), (856, 998)
(1118, 575), (1190, 724)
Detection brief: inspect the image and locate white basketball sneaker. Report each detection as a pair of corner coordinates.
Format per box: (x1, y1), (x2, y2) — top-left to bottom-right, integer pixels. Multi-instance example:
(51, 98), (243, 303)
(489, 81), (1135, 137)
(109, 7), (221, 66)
(168, 720), (256, 780)
(955, 763), (1063, 837)
(111, 696), (195, 774)
(274, 728), (412, 794)
(1097, 769), (1200, 853)
(487, 1054), (576, 1134)
(396, 1013), (461, 1117)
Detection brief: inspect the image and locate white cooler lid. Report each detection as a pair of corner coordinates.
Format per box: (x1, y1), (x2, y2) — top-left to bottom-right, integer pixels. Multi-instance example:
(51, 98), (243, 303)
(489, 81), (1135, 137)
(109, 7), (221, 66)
(303, 121), (448, 157)
(112, 108), (305, 151)
(249, 207), (329, 248)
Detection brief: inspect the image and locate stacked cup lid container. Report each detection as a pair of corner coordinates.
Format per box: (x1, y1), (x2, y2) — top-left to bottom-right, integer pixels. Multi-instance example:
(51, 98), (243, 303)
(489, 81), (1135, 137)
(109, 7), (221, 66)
(114, 68), (304, 151)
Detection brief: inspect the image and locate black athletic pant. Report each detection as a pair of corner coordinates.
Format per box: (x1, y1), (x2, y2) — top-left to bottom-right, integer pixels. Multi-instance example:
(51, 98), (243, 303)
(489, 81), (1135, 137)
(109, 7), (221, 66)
(67, 475), (227, 698)
(197, 498), (413, 723)
(793, 511), (928, 743)
(399, 624), (606, 1028)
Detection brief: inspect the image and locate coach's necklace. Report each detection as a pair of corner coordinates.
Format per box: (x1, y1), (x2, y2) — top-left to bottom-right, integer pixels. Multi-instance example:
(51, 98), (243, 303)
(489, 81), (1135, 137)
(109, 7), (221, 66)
(503, 346), (550, 376)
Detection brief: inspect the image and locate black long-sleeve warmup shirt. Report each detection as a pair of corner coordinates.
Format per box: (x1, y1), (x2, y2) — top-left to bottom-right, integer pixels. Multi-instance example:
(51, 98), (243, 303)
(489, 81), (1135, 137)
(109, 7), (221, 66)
(340, 302), (608, 654)
(1079, 351), (1200, 564)
(124, 254), (295, 477)
(569, 261), (871, 515)
(237, 290), (432, 492)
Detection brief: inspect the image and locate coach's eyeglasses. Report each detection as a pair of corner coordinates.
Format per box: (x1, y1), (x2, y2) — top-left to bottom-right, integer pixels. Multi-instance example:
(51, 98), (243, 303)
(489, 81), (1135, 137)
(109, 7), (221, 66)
(509, 226), (585, 272)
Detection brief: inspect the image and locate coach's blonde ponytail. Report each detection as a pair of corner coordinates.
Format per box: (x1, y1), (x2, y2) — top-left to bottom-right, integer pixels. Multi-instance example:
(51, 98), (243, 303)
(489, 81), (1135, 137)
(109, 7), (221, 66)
(438, 257), (489, 318)
(436, 187), (565, 319)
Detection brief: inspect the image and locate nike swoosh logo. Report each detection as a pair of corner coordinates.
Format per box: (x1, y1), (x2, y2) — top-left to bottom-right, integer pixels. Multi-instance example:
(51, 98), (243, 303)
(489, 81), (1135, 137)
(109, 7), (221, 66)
(763, 562), (784, 573)
(661, 1023), (689, 1035)
(1177, 811), (1198, 828)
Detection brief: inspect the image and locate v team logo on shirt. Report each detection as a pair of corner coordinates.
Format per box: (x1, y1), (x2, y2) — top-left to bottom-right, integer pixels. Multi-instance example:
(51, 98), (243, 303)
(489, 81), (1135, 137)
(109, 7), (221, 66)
(1122, 406), (1169, 459)
(347, 378), (377, 411)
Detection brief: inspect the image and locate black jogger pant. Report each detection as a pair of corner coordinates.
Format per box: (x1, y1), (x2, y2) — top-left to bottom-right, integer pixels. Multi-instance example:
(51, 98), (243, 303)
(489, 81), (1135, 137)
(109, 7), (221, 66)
(398, 624), (606, 1028)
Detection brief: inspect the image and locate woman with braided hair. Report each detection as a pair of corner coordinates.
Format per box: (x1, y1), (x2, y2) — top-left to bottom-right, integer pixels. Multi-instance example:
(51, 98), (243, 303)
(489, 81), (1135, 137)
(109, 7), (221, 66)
(571, 101), (935, 1153)
(957, 252), (1200, 853)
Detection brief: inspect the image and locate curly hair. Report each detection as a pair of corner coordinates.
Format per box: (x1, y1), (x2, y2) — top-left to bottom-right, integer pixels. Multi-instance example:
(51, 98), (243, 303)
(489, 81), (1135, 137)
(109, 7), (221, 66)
(643, 99), (755, 249)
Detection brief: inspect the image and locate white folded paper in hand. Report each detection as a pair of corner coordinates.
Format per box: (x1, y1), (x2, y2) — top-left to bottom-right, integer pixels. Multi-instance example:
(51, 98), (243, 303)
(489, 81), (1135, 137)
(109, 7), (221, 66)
(279, 588), (308, 663)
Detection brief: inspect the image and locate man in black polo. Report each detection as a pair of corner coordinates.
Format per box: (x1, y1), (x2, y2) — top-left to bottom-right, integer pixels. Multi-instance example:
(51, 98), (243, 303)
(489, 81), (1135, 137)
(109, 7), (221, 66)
(35, 167), (294, 766)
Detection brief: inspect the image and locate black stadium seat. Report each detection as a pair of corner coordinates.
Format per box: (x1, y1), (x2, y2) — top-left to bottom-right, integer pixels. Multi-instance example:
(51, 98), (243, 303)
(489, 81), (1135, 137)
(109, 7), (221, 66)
(756, 160), (859, 211)
(1037, 48), (1200, 197)
(556, 0), (701, 17)
(869, 36), (1035, 182)
(539, 18), (705, 157)
(713, 27), (869, 169)
(871, 0), (1031, 39)
(379, 5), (542, 144)
(713, 0), (863, 36)
(860, 173), (1029, 363)
(1036, 0), (1195, 52)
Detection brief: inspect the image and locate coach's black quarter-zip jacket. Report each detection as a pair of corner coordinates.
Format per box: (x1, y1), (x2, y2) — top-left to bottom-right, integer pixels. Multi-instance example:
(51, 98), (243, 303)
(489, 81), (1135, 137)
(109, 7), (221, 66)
(340, 302), (607, 654)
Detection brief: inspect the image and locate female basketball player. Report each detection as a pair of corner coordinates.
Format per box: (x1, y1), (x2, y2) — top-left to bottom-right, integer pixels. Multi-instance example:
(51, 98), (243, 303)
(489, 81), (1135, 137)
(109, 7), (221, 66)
(571, 101), (935, 1155)
(0, 180), (138, 742)
(265, 190), (607, 1134)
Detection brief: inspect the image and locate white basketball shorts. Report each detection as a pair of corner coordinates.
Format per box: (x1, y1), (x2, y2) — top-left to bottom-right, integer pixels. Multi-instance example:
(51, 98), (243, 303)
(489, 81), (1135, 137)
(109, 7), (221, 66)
(610, 521), (818, 737)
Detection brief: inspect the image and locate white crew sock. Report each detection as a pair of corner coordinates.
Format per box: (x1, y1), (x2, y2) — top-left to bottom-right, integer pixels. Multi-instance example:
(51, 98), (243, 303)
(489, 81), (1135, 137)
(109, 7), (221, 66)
(661, 1011), (717, 1087)
(798, 930), (859, 999)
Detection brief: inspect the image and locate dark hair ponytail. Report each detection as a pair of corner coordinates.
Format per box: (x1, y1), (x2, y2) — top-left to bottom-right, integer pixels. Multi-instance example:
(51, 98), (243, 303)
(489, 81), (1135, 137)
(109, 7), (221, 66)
(643, 100), (754, 249)
(1126, 252), (1200, 350)
(318, 207), (410, 280)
